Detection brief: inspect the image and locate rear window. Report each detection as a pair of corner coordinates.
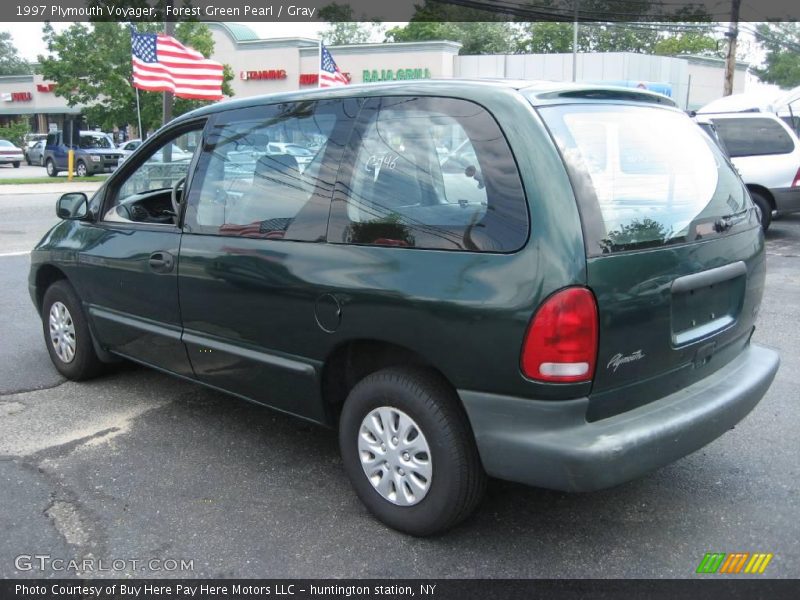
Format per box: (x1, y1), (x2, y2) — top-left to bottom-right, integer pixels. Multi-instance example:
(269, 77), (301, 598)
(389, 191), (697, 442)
(712, 117), (795, 157)
(79, 135), (113, 150)
(539, 104), (754, 255)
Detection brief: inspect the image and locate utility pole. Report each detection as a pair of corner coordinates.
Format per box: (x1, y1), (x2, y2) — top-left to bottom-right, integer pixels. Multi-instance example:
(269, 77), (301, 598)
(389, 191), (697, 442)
(572, 0), (580, 82)
(162, 0), (174, 126)
(723, 0), (741, 96)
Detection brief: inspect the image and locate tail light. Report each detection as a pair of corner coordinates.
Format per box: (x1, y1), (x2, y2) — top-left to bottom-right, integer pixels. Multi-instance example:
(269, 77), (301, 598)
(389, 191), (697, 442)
(792, 167), (800, 188)
(521, 287), (598, 383)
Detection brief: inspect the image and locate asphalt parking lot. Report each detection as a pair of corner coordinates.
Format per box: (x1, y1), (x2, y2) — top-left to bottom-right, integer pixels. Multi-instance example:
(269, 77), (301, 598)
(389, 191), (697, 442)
(0, 191), (798, 579)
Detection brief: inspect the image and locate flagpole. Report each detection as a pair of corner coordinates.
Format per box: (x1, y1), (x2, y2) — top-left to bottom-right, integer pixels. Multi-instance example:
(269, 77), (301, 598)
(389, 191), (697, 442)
(135, 87), (143, 141)
(318, 39), (322, 89)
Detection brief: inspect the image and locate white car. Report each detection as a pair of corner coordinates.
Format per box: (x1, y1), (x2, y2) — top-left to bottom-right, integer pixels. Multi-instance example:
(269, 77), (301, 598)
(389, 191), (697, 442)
(698, 112), (800, 230)
(0, 139), (24, 168)
(119, 140), (193, 164)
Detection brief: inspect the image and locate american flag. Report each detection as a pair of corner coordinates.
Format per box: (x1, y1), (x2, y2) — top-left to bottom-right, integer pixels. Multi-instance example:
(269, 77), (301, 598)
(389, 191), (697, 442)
(319, 44), (349, 88)
(131, 29), (224, 101)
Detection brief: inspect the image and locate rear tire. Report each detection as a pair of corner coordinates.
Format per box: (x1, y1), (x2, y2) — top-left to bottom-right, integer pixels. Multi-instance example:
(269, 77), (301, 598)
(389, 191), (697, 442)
(76, 160), (88, 178)
(339, 366), (486, 536)
(750, 191), (772, 232)
(46, 158), (58, 177)
(41, 280), (104, 381)
(13, 161), (19, 168)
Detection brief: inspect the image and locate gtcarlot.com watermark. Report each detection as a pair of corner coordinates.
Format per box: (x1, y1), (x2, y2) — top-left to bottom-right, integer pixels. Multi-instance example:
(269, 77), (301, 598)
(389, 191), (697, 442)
(14, 554), (194, 573)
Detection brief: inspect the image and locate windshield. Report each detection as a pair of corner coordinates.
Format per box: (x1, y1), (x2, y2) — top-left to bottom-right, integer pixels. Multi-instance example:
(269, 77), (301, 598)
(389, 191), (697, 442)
(0, 140), (14, 147)
(79, 134), (113, 149)
(538, 103), (754, 255)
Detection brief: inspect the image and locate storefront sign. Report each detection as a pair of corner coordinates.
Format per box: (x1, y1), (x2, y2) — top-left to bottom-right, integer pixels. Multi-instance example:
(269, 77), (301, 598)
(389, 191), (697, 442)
(363, 68), (432, 83)
(1, 92), (32, 102)
(240, 69), (287, 81)
(37, 83), (57, 93)
(298, 72), (351, 86)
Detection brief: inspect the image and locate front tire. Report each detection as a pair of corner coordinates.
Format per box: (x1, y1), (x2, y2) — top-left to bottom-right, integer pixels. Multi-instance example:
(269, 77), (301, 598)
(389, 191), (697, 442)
(41, 280), (104, 380)
(750, 191), (772, 232)
(46, 158), (58, 177)
(339, 367), (486, 536)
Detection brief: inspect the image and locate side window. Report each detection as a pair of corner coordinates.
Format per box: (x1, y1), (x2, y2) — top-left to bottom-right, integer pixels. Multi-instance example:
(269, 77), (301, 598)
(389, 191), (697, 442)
(103, 126), (203, 225)
(328, 96), (528, 252)
(712, 117), (795, 157)
(184, 99), (357, 242)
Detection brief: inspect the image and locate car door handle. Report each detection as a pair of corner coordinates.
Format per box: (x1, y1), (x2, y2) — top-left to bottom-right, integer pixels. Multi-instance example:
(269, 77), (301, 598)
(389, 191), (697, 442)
(148, 251), (174, 273)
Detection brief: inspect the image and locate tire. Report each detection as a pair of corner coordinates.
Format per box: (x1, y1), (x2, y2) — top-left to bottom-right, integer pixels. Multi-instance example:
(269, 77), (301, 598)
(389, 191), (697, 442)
(339, 366), (486, 536)
(13, 161), (19, 168)
(41, 280), (104, 381)
(26, 156), (31, 166)
(46, 158), (58, 177)
(75, 160), (88, 178)
(750, 191), (772, 232)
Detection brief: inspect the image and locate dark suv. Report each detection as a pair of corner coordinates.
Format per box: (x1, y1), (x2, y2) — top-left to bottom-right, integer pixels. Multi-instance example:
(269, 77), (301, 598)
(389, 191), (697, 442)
(30, 81), (780, 535)
(44, 130), (123, 177)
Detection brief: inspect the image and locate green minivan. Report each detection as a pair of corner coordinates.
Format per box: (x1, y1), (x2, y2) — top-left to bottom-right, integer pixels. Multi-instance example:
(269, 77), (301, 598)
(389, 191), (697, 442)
(30, 81), (780, 536)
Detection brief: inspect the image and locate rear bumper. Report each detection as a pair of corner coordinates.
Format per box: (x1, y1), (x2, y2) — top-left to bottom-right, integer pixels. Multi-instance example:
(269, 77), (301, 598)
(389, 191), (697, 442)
(459, 344), (779, 492)
(772, 187), (800, 214)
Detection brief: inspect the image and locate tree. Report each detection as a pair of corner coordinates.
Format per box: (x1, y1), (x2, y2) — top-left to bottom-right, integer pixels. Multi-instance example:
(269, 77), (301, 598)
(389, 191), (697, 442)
(0, 31), (32, 76)
(753, 23), (800, 88)
(516, 21), (719, 56)
(386, 22), (518, 54)
(37, 21), (234, 134)
(318, 3), (382, 45)
(0, 121), (30, 147)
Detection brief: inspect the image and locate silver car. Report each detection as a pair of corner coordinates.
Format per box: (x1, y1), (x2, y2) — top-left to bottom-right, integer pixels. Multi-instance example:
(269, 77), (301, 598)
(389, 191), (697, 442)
(27, 139), (46, 167)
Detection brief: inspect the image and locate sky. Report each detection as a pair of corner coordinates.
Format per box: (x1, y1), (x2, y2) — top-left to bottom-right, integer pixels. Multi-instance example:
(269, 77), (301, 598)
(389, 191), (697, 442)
(5, 21), (391, 62)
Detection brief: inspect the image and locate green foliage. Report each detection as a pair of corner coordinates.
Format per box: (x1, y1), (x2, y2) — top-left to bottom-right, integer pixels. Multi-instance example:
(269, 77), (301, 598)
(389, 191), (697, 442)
(386, 22), (518, 55)
(0, 31), (32, 76)
(517, 22), (719, 56)
(600, 218), (670, 253)
(37, 21), (234, 134)
(0, 121), (30, 147)
(753, 23), (800, 88)
(386, 0), (719, 56)
(318, 3), (382, 45)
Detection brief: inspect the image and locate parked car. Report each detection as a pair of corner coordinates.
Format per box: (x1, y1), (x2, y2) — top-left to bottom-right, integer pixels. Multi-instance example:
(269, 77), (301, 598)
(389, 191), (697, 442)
(43, 130), (124, 177)
(697, 112), (800, 231)
(118, 139), (143, 158)
(29, 81), (780, 536)
(26, 139), (46, 167)
(23, 133), (47, 164)
(0, 139), (24, 168)
(119, 140), (193, 165)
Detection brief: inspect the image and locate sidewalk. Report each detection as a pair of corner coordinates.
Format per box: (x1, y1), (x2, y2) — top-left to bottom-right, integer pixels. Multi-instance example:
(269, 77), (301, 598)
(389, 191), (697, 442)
(0, 181), (104, 196)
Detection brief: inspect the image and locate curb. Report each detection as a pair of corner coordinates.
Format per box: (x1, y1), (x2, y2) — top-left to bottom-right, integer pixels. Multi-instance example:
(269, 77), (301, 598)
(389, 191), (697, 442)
(0, 182), (104, 196)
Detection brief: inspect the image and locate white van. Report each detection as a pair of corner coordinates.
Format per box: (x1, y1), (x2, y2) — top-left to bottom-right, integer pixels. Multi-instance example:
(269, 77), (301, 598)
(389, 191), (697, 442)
(701, 112), (800, 230)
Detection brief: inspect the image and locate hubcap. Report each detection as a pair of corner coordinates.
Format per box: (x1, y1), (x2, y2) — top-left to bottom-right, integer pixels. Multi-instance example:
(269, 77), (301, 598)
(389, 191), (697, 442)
(49, 301), (76, 364)
(77, 163), (86, 176)
(358, 406), (432, 506)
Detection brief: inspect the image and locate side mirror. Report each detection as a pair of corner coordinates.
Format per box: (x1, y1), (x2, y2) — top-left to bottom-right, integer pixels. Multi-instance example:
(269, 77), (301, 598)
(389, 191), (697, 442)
(56, 192), (89, 220)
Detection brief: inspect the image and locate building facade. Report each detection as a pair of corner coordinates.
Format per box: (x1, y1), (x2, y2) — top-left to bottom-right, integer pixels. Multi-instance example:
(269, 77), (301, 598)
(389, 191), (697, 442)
(0, 22), (748, 134)
(0, 73), (80, 132)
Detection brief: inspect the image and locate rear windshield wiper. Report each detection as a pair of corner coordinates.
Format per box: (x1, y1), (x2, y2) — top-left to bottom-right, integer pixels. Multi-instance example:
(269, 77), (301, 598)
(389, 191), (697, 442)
(714, 208), (749, 232)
